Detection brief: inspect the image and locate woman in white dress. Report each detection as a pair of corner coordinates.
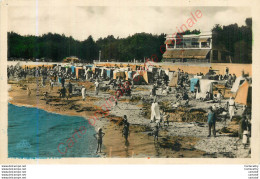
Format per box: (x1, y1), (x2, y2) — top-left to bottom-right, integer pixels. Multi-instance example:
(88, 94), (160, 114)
(150, 98), (160, 123)
(81, 85), (86, 101)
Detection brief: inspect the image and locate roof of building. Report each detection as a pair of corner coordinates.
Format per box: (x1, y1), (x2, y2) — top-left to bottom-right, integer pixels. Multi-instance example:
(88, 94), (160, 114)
(163, 49), (210, 59)
(166, 32), (212, 39)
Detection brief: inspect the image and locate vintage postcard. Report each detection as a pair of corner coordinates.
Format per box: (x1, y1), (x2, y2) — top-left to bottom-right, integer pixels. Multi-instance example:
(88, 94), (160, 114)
(0, 0), (259, 164)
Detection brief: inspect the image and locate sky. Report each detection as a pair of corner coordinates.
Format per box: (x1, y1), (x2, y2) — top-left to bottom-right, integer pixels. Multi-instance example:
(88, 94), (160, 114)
(7, 2), (251, 41)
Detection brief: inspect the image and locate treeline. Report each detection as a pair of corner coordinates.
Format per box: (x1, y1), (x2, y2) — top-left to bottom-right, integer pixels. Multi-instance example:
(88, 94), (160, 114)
(8, 32), (165, 62)
(8, 18), (252, 63)
(212, 18), (252, 63)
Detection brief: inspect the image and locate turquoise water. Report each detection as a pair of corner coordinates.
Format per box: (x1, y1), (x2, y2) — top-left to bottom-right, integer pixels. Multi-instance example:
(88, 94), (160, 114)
(8, 103), (98, 158)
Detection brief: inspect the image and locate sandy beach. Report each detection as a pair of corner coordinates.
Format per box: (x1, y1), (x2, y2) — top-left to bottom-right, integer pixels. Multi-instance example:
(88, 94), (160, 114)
(8, 76), (251, 158)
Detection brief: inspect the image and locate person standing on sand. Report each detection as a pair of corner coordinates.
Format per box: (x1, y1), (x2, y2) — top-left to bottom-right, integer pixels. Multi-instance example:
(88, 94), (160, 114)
(228, 97), (236, 121)
(123, 115), (128, 125)
(60, 87), (66, 98)
(50, 79), (54, 91)
(150, 98), (160, 123)
(68, 82), (73, 98)
(217, 90), (222, 105)
(153, 123), (159, 142)
(207, 106), (217, 137)
(122, 122), (130, 141)
(151, 84), (156, 97)
(61, 77), (65, 87)
(94, 128), (105, 153)
(81, 85), (86, 101)
(94, 80), (100, 95)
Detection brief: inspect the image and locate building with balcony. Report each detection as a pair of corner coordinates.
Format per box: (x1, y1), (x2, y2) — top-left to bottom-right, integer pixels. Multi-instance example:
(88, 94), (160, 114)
(162, 32), (231, 63)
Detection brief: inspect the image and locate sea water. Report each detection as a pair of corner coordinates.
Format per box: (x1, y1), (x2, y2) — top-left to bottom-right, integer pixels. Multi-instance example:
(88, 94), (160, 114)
(8, 103), (98, 158)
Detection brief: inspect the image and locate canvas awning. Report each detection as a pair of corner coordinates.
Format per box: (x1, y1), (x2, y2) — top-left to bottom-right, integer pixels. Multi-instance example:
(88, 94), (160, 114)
(190, 78), (199, 92)
(231, 76), (245, 93)
(198, 37), (210, 42)
(196, 79), (216, 100)
(235, 80), (251, 106)
(163, 49), (210, 59)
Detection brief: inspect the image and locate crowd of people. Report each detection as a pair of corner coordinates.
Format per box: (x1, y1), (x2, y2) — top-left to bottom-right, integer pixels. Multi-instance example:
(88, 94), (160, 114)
(8, 63), (252, 154)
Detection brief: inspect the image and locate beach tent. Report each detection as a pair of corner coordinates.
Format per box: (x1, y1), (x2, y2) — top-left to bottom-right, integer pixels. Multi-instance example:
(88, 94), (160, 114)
(196, 79), (216, 100)
(110, 69), (114, 79)
(139, 71), (149, 84)
(71, 66), (76, 73)
(147, 72), (154, 84)
(75, 67), (83, 79)
(235, 80), (252, 106)
(113, 68), (129, 79)
(128, 71), (133, 80)
(135, 70), (150, 84)
(113, 71), (125, 79)
(169, 72), (179, 87)
(147, 66), (154, 72)
(168, 71), (175, 82)
(113, 70), (117, 79)
(133, 74), (148, 85)
(116, 71), (126, 79)
(106, 69), (112, 79)
(165, 69), (169, 76)
(190, 78), (200, 92)
(231, 76), (245, 93)
(101, 68), (107, 78)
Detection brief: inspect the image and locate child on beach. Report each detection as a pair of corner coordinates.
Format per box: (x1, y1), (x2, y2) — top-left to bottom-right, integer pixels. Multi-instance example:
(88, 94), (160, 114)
(153, 124), (159, 142)
(94, 128), (105, 153)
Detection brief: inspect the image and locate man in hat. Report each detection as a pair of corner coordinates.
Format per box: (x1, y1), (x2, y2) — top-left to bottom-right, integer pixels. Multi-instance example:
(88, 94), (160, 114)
(153, 123), (159, 142)
(151, 84), (157, 97)
(207, 106), (217, 137)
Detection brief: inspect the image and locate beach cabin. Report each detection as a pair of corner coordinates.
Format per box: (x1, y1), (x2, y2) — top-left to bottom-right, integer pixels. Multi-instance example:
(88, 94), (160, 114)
(75, 67), (84, 79)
